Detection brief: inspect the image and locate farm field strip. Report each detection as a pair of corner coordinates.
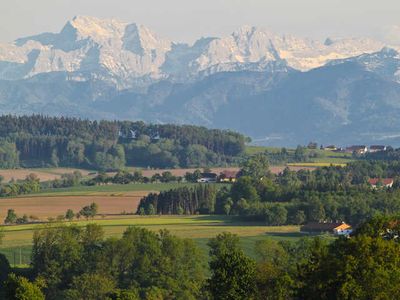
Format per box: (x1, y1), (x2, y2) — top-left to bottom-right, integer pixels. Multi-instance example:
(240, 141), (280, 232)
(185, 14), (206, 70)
(287, 162), (347, 167)
(31, 182), (210, 196)
(0, 216), (301, 248)
(0, 183), (231, 221)
(0, 168), (92, 182)
(0, 195), (144, 219)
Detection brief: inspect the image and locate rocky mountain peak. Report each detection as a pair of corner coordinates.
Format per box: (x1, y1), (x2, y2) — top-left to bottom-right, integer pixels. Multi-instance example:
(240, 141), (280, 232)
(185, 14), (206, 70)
(68, 15), (127, 40)
(0, 16), (393, 86)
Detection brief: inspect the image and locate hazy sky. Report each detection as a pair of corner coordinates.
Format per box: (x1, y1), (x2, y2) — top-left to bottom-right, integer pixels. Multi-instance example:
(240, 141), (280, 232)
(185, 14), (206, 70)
(1, 0), (400, 44)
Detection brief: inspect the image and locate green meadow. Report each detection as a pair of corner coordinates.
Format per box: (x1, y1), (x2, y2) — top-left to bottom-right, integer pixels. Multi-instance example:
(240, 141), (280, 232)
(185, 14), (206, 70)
(245, 145), (354, 165)
(0, 215), (330, 266)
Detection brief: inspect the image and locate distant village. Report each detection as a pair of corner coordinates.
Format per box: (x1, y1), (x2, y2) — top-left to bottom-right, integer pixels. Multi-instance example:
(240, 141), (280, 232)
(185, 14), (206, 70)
(308, 142), (389, 155)
(197, 143), (395, 188)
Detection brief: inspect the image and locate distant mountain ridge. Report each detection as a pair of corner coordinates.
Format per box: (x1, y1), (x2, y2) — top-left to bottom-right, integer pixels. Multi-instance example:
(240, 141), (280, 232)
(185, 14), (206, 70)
(0, 16), (392, 87)
(1, 16), (400, 146)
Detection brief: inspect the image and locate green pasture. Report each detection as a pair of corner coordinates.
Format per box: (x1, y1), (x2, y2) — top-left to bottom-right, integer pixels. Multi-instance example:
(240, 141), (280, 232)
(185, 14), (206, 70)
(245, 146), (281, 155)
(245, 145), (354, 165)
(0, 215), (330, 266)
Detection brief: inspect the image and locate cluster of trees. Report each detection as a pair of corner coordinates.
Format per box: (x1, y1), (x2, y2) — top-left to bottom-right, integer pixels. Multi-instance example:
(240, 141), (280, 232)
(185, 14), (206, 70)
(0, 172), (82, 198)
(87, 170), (183, 186)
(4, 203), (98, 225)
(263, 146), (322, 165)
(89, 169), (212, 186)
(0, 115), (246, 170)
(0, 173), (40, 197)
(2, 224), (205, 299)
(2, 215), (400, 299)
(137, 185), (218, 215)
(78, 203), (98, 220)
(138, 155), (400, 227)
(49, 171), (84, 189)
(4, 209), (30, 225)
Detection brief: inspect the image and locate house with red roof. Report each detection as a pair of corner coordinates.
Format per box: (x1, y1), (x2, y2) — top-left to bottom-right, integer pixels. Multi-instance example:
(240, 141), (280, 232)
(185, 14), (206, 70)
(368, 178), (394, 189)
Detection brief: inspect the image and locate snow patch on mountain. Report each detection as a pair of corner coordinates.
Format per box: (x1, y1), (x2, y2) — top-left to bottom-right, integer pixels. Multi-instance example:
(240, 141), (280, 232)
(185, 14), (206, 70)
(0, 16), (393, 88)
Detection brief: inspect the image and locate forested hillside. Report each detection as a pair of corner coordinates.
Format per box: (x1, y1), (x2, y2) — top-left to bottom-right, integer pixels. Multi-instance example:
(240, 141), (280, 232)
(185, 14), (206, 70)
(0, 115), (247, 170)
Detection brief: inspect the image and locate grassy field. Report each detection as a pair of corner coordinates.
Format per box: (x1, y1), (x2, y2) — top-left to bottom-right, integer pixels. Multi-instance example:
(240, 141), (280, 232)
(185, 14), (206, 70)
(245, 145), (354, 165)
(0, 215), (326, 265)
(307, 149), (353, 164)
(245, 146), (282, 155)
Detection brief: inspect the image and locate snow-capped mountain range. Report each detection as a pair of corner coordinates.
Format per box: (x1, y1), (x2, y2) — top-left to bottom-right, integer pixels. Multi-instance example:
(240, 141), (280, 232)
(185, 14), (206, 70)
(2, 16), (400, 146)
(0, 16), (396, 88)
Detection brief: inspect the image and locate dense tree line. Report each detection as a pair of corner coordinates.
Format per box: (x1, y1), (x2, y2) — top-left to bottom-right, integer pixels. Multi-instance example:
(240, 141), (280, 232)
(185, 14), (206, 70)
(21, 225), (204, 299)
(137, 185), (218, 215)
(0, 115), (247, 170)
(2, 215), (400, 299)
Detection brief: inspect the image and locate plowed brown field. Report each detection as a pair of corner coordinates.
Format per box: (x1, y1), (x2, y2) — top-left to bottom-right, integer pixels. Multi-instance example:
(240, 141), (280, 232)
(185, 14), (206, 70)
(0, 168), (92, 182)
(0, 193), (145, 220)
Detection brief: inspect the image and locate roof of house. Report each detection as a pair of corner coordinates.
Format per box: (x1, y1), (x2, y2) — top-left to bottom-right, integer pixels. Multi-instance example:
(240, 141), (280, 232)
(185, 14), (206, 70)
(368, 178), (394, 186)
(220, 170), (239, 178)
(301, 222), (351, 232)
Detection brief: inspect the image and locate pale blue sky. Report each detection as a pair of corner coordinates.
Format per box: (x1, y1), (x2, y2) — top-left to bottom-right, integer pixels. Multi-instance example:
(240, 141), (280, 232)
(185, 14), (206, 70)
(1, 0), (400, 43)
